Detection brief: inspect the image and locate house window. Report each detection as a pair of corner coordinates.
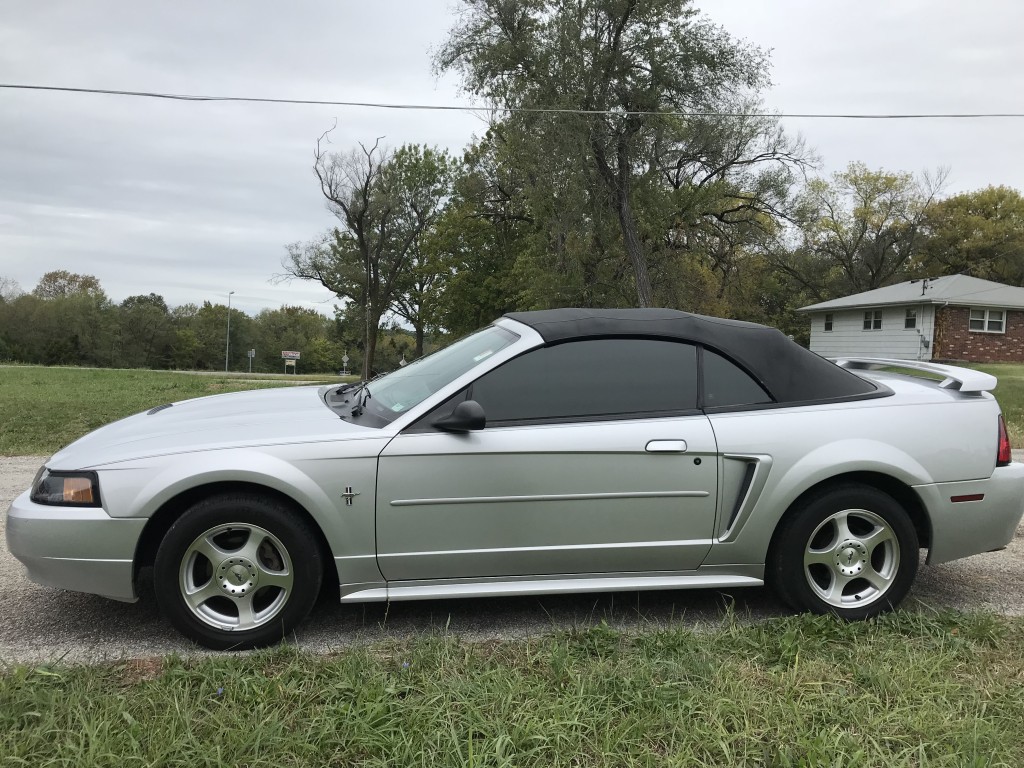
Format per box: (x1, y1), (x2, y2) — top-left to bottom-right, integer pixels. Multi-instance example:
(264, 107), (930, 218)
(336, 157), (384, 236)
(863, 310), (882, 331)
(970, 309), (1005, 333)
(905, 309), (917, 329)
(824, 313), (833, 332)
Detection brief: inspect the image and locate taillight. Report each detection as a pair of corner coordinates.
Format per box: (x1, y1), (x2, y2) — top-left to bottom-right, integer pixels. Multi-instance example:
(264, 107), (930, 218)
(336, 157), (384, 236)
(997, 414), (1012, 467)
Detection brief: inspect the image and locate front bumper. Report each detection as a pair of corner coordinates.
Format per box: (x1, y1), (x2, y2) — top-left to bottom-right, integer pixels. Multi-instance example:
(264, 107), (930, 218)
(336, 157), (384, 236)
(6, 490), (146, 602)
(917, 462), (1024, 564)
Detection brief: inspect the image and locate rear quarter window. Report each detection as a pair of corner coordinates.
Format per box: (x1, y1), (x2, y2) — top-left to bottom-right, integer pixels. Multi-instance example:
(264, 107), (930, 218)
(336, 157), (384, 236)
(703, 349), (772, 408)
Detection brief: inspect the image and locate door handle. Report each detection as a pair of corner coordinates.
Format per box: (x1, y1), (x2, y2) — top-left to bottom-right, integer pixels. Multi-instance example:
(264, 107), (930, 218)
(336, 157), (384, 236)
(645, 440), (688, 453)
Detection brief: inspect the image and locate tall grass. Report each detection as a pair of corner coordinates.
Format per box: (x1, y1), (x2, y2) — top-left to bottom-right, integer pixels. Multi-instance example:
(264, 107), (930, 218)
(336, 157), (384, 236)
(2, 612), (1023, 766)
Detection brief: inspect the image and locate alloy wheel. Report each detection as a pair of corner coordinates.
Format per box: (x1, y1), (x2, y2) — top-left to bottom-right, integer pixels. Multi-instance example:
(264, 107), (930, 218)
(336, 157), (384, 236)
(802, 508), (900, 608)
(178, 523), (294, 631)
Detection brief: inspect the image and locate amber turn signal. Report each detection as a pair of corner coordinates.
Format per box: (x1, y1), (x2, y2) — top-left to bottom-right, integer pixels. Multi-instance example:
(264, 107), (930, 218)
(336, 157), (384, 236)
(30, 469), (101, 507)
(62, 476), (95, 504)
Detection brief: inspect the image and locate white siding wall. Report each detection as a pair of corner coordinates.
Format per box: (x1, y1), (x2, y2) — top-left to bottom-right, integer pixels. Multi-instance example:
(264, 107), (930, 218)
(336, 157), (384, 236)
(807, 304), (934, 360)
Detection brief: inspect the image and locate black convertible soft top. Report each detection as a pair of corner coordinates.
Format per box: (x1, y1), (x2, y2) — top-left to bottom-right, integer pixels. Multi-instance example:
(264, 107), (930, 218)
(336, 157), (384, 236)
(504, 308), (880, 405)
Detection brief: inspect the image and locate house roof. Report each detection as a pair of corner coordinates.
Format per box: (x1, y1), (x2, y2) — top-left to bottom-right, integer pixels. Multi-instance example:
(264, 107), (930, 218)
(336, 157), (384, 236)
(504, 308), (879, 404)
(798, 274), (1024, 313)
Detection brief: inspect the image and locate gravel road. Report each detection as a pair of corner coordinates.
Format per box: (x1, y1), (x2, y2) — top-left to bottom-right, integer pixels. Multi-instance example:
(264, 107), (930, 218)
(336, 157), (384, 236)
(2, 454), (1023, 665)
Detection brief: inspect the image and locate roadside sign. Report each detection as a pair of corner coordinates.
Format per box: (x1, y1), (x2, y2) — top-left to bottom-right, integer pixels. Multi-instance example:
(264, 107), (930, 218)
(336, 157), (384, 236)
(281, 350), (301, 360)
(247, 349), (255, 358)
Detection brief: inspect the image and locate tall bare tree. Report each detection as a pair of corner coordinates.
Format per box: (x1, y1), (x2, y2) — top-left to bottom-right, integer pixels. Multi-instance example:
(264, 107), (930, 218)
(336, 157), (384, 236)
(0, 276), (22, 302)
(282, 133), (452, 377)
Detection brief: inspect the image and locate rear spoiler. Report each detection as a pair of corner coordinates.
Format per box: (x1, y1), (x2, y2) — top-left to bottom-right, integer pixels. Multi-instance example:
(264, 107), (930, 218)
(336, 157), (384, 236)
(832, 357), (997, 393)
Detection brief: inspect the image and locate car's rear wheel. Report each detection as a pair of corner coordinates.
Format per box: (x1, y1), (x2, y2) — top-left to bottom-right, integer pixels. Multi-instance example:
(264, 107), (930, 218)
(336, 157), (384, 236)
(154, 493), (323, 650)
(769, 484), (918, 619)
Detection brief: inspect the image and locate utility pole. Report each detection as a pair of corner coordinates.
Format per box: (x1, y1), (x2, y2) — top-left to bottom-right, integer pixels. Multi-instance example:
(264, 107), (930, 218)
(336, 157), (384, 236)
(224, 290), (235, 372)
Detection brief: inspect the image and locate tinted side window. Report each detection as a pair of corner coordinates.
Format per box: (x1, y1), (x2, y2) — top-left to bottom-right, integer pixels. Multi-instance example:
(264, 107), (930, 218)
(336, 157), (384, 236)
(469, 339), (698, 423)
(703, 349), (772, 408)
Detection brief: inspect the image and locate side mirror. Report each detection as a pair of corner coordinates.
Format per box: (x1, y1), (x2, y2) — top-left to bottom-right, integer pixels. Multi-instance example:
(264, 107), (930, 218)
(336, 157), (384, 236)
(433, 399), (486, 433)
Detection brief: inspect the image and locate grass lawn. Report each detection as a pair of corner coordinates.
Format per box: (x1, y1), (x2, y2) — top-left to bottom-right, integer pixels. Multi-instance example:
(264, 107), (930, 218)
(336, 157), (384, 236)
(2, 612), (1023, 766)
(0, 366), (341, 456)
(972, 363), (1024, 447)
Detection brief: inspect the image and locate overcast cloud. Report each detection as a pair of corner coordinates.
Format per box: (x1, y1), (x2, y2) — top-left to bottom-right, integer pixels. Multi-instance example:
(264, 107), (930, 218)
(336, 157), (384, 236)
(2, 0), (1022, 315)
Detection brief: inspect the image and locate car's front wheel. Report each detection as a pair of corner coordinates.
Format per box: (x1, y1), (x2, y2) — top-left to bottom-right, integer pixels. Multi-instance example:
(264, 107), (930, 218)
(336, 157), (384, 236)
(154, 493), (323, 650)
(769, 484), (919, 619)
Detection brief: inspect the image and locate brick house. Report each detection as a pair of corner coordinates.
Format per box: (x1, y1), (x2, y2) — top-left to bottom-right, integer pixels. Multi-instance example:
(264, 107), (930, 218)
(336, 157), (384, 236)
(798, 275), (1024, 363)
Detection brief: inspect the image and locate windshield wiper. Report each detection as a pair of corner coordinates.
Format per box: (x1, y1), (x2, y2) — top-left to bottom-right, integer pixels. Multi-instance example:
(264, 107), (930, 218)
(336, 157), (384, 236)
(348, 382), (372, 417)
(331, 380), (365, 413)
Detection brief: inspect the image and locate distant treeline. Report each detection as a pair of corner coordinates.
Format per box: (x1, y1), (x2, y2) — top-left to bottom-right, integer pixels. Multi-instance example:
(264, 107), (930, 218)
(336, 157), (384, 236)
(0, 271), (412, 374)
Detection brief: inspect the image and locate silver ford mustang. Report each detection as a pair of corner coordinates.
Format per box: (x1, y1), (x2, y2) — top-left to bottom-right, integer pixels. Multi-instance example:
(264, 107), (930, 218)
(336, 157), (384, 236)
(8, 309), (1024, 649)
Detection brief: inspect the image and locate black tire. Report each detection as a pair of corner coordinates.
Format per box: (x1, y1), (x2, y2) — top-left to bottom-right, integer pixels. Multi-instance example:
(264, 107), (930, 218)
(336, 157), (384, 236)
(768, 484), (918, 620)
(154, 492), (323, 650)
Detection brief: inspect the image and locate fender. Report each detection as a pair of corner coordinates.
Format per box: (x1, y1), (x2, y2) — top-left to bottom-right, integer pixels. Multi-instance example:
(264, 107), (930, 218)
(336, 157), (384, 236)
(768, 438), (934, 509)
(102, 448), (380, 576)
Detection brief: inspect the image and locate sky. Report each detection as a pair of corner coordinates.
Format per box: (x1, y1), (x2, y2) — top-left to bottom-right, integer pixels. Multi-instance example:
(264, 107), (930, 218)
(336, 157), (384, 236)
(2, 0), (1023, 316)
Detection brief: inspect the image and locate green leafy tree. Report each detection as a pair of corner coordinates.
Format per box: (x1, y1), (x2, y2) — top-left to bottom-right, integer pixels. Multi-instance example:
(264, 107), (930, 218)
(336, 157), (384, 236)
(32, 270), (104, 300)
(0, 278), (25, 360)
(374, 326), (416, 371)
(19, 272), (117, 366)
(773, 162), (947, 301)
(436, 0), (802, 308)
(386, 146), (459, 357)
(918, 186), (1024, 284)
(169, 301), (253, 371)
(283, 138), (454, 377)
(252, 305), (341, 373)
(118, 294), (173, 368)
(425, 149), (535, 337)
(170, 327), (202, 370)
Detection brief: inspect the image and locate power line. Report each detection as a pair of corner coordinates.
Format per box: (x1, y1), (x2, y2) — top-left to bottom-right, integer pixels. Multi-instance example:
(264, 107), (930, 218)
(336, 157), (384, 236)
(3, 82), (1024, 120)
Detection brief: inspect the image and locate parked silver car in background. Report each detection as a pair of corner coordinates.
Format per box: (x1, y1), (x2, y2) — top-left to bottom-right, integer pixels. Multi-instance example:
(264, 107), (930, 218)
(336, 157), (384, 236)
(8, 308), (1024, 649)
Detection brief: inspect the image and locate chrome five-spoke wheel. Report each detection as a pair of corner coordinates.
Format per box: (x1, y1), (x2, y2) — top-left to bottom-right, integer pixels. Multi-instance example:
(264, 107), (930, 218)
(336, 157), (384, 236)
(154, 493), (323, 650)
(770, 484), (918, 620)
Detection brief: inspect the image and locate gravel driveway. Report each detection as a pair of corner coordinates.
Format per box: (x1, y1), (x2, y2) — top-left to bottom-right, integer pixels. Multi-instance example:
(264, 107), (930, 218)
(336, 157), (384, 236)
(2, 454), (1023, 665)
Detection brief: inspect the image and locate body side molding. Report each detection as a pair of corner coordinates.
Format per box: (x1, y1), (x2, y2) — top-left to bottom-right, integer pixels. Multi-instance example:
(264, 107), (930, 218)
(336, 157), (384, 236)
(338, 571), (763, 603)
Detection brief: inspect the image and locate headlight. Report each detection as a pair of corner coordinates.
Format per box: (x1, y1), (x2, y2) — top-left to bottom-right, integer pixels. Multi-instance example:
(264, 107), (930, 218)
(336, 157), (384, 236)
(30, 468), (102, 507)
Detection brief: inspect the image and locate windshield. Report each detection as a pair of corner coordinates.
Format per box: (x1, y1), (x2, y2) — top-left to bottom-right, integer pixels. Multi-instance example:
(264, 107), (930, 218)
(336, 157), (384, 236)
(340, 325), (518, 425)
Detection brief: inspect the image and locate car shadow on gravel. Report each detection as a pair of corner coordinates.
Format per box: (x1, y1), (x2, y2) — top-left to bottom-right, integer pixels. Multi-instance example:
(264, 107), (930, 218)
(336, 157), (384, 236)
(3, 575), (791, 661)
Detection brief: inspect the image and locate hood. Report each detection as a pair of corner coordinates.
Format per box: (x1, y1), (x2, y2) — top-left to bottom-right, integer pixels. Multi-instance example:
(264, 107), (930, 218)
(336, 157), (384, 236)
(49, 385), (375, 468)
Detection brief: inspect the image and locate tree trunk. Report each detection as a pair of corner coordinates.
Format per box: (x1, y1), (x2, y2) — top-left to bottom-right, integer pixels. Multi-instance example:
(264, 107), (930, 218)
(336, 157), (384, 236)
(363, 323), (378, 380)
(591, 136), (654, 308)
(616, 193), (653, 307)
(414, 323), (424, 358)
